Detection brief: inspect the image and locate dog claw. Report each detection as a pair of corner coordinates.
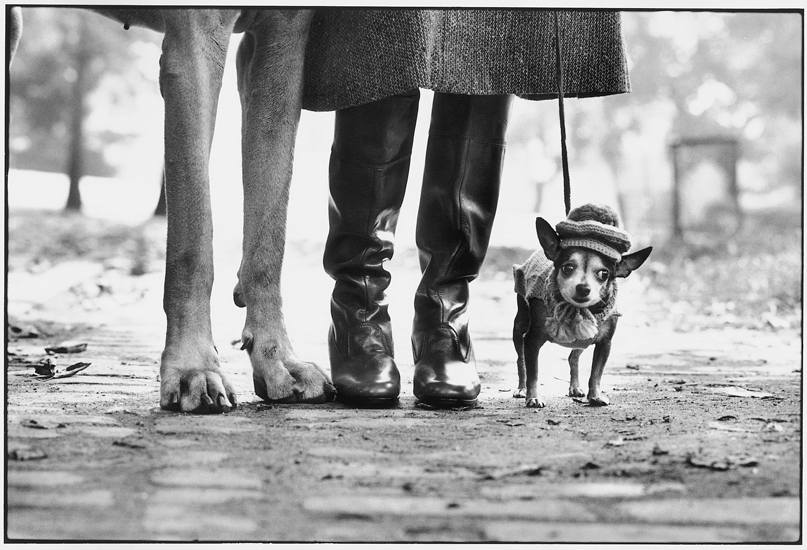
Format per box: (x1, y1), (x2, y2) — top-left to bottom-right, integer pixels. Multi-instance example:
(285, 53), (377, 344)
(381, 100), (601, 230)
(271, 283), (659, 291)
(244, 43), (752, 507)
(525, 397), (546, 408)
(241, 335), (254, 353)
(587, 393), (610, 406)
(569, 387), (585, 398)
(162, 392), (181, 411)
(217, 394), (230, 411)
(192, 393), (217, 414)
(513, 388), (526, 398)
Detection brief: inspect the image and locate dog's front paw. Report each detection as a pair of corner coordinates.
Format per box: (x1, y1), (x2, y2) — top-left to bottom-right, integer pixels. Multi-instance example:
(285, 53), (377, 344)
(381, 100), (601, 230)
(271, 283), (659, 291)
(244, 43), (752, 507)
(525, 396), (546, 408)
(587, 391), (610, 406)
(160, 346), (237, 414)
(246, 334), (335, 404)
(569, 386), (586, 398)
(513, 387), (526, 398)
(285, 360), (337, 404)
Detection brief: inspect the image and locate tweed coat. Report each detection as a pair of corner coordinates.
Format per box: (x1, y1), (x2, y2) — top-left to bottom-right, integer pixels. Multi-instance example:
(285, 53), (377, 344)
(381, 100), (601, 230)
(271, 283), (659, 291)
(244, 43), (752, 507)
(302, 9), (630, 112)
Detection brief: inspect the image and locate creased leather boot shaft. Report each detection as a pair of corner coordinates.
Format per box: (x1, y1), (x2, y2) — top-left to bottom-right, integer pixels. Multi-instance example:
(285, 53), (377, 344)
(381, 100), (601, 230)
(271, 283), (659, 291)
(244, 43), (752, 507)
(324, 89), (420, 405)
(412, 92), (513, 408)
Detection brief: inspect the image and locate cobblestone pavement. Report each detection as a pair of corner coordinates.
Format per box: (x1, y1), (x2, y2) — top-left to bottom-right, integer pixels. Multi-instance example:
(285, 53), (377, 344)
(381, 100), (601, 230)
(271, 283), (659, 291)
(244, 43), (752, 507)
(5, 243), (802, 543)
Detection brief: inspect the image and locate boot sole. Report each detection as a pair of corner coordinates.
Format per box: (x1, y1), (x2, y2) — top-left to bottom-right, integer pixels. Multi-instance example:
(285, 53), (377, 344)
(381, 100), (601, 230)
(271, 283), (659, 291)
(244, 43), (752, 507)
(415, 396), (478, 409)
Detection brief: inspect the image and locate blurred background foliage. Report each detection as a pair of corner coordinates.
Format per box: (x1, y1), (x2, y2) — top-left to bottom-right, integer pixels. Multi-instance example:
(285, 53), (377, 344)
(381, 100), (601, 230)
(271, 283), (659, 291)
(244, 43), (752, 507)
(6, 8), (803, 331)
(9, 9), (801, 224)
(8, 8), (162, 209)
(506, 10), (801, 245)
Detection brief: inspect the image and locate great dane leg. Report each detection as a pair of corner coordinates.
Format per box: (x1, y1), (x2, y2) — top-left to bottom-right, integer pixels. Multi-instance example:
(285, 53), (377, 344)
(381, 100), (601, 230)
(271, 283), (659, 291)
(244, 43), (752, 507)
(235, 10), (335, 403)
(158, 10), (240, 413)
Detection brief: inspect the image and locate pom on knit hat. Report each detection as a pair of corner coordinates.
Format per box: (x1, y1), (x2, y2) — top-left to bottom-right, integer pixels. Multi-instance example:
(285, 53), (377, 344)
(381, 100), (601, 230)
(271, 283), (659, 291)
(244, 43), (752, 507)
(555, 204), (632, 261)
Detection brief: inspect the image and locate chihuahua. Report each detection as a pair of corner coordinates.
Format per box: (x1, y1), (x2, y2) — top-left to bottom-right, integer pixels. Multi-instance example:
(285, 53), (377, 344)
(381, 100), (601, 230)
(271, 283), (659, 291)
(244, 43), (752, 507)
(512, 204), (652, 407)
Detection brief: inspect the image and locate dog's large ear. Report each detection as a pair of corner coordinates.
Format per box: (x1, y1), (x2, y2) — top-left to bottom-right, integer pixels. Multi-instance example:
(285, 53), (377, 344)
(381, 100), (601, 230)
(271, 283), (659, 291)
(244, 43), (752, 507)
(535, 217), (561, 261)
(615, 247), (653, 278)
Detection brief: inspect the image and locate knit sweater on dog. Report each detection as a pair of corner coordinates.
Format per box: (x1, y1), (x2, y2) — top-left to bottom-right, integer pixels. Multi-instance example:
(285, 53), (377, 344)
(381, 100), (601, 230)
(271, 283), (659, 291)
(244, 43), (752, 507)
(302, 9), (630, 111)
(513, 251), (619, 349)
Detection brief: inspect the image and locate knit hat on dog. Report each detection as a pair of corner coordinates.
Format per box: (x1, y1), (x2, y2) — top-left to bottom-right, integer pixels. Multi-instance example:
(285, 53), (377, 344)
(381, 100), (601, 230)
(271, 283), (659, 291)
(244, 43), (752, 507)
(556, 207), (632, 261)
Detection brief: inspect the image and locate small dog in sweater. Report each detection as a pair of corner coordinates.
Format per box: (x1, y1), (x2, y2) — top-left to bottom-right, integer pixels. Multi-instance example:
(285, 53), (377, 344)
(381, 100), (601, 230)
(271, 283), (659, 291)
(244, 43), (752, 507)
(512, 204), (652, 407)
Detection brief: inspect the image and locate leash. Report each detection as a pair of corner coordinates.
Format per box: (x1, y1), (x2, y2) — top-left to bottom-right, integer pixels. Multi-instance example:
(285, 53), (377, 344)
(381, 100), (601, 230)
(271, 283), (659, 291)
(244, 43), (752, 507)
(554, 11), (571, 216)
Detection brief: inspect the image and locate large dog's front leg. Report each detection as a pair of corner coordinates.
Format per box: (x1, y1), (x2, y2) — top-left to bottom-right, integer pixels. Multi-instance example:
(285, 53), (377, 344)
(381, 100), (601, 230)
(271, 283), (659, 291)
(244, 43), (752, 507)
(235, 10), (335, 403)
(158, 10), (241, 413)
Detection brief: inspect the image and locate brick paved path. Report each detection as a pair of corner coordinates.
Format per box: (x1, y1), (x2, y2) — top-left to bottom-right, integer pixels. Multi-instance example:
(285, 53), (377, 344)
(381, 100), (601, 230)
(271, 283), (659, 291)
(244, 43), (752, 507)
(6, 244), (802, 543)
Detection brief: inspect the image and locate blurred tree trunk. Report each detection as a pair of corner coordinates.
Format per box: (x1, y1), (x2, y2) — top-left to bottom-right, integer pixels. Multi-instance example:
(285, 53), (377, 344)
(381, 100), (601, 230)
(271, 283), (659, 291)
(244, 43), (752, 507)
(64, 18), (90, 212)
(154, 169), (167, 217)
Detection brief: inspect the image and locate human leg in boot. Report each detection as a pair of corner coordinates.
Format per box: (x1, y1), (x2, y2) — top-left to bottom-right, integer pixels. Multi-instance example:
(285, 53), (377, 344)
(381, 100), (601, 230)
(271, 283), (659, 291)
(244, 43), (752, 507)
(412, 92), (513, 408)
(324, 89), (420, 406)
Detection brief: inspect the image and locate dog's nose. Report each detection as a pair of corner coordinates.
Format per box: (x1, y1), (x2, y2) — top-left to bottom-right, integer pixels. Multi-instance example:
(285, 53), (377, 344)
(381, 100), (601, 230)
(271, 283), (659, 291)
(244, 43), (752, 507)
(576, 284), (590, 297)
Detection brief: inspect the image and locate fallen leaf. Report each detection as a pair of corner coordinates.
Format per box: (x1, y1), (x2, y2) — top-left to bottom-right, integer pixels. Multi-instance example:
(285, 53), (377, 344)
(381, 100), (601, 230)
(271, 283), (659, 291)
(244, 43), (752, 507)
(624, 435), (647, 441)
(112, 439), (148, 450)
(45, 341), (88, 354)
(33, 358), (57, 376)
(750, 417), (787, 423)
(8, 447), (48, 461)
(716, 415), (738, 421)
(547, 419), (561, 426)
(482, 464), (545, 480)
(686, 455), (730, 471)
(35, 361), (91, 380)
(20, 419), (66, 430)
(606, 437), (625, 447)
(652, 444), (669, 456)
(686, 453), (759, 471)
(7, 323), (40, 339)
(707, 386), (774, 399)
(708, 421), (749, 432)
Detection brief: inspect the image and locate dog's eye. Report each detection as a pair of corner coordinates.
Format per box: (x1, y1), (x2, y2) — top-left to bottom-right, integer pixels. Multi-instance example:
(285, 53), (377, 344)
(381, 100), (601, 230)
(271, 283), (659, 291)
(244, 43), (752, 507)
(596, 269), (610, 282)
(561, 264), (575, 276)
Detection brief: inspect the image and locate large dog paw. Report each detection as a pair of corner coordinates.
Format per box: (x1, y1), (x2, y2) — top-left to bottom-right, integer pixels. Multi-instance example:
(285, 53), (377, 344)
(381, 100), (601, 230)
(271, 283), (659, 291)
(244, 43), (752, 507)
(245, 335), (335, 404)
(569, 386), (586, 398)
(160, 348), (237, 414)
(513, 387), (526, 398)
(587, 391), (610, 406)
(525, 396), (546, 408)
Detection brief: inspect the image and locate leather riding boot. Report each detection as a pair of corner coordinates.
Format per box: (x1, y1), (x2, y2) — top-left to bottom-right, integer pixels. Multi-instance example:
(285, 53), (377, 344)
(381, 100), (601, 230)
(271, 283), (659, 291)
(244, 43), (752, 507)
(324, 89), (420, 406)
(412, 92), (513, 408)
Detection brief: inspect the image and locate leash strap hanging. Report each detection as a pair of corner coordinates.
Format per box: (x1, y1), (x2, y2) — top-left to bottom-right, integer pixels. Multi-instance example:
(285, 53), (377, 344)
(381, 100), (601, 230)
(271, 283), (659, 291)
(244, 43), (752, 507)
(554, 11), (571, 216)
